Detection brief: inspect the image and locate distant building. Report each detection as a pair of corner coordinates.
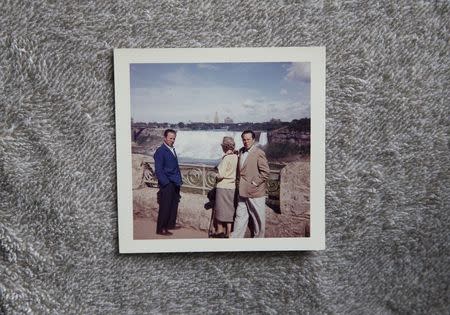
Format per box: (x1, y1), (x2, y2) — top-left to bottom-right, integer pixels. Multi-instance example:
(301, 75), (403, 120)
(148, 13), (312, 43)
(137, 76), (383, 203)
(270, 118), (281, 123)
(214, 112), (219, 124)
(224, 117), (233, 124)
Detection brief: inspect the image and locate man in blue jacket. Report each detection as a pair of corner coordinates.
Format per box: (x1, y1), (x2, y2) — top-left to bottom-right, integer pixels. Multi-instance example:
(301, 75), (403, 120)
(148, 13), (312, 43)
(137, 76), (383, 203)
(154, 129), (183, 236)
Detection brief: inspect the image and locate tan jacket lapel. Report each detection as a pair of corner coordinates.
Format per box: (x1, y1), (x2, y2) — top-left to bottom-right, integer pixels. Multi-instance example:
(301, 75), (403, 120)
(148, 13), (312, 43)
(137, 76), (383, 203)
(239, 148), (251, 171)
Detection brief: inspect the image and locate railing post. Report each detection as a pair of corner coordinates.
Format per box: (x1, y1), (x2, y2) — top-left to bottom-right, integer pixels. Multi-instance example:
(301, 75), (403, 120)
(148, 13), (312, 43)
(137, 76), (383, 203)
(202, 164), (206, 195)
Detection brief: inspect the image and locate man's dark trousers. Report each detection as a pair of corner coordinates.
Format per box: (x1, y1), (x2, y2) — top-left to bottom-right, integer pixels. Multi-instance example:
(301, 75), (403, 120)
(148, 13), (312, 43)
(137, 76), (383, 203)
(157, 182), (180, 233)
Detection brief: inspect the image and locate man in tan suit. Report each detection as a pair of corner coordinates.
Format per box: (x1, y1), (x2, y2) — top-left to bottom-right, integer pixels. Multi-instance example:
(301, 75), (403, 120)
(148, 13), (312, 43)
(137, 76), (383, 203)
(231, 130), (270, 238)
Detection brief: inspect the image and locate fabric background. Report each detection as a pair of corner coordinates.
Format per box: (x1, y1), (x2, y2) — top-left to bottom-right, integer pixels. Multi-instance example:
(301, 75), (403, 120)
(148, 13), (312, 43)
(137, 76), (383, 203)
(1, 1), (449, 314)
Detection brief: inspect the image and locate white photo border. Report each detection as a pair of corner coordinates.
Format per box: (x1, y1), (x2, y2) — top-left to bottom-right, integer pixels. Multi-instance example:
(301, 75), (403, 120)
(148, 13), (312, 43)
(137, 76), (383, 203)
(114, 47), (326, 253)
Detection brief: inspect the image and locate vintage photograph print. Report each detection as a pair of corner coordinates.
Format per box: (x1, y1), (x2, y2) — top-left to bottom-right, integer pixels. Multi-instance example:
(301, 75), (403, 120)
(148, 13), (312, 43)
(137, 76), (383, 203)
(114, 48), (325, 253)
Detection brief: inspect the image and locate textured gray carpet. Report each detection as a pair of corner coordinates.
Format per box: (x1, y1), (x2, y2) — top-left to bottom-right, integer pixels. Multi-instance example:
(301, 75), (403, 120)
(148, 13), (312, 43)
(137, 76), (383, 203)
(1, 1), (449, 314)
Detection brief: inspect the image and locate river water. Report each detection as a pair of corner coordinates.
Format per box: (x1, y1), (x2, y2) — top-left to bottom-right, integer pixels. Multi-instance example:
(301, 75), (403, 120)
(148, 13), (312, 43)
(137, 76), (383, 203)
(174, 130), (267, 165)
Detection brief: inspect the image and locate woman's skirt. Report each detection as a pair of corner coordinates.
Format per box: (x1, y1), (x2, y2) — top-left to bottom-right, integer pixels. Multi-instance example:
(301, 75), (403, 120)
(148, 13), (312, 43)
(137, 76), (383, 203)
(214, 188), (236, 223)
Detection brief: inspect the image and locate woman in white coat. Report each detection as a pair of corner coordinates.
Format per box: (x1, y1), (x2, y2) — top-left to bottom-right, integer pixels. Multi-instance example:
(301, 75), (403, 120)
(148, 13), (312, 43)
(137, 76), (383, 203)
(213, 136), (238, 238)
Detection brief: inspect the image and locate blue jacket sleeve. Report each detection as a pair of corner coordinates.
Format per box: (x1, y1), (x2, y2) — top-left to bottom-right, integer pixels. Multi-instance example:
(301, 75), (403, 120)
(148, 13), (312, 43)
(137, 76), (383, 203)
(154, 149), (170, 187)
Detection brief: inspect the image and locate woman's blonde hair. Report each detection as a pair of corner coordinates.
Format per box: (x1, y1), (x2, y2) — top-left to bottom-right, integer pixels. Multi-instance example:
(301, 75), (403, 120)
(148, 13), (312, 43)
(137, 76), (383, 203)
(221, 136), (235, 152)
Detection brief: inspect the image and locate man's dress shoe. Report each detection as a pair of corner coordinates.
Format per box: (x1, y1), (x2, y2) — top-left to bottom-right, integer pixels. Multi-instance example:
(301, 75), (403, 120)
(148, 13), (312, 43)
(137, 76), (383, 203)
(156, 230), (173, 236)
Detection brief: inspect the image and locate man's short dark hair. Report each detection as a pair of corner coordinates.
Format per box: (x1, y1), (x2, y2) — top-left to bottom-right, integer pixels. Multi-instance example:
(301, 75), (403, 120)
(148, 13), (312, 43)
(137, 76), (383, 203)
(164, 129), (177, 137)
(241, 130), (256, 139)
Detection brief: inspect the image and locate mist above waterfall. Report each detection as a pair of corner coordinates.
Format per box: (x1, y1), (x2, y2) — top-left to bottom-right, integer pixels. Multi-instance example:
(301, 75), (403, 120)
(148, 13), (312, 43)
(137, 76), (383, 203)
(259, 132), (268, 146)
(174, 130), (267, 163)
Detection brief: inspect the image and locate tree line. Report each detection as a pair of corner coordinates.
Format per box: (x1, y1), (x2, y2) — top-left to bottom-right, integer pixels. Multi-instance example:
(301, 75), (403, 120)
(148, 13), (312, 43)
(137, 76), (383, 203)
(132, 118), (310, 133)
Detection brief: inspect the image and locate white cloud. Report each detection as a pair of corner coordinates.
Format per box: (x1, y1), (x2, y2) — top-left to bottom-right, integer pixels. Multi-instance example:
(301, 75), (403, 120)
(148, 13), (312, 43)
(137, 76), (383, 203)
(223, 107), (233, 114)
(242, 99), (257, 109)
(160, 67), (199, 86)
(131, 85), (260, 123)
(285, 63), (310, 82)
(238, 98), (309, 122)
(131, 67), (310, 123)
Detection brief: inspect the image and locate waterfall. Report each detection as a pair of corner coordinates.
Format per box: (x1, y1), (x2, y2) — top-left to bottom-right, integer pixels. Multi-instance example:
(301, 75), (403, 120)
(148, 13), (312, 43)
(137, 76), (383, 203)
(258, 132), (268, 146)
(173, 130), (268, 163)
(174, 130), (242, 162)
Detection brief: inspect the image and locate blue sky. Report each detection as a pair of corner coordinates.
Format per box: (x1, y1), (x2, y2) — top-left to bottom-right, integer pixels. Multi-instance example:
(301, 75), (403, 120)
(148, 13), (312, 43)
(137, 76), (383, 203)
(130, 62), (310, 123)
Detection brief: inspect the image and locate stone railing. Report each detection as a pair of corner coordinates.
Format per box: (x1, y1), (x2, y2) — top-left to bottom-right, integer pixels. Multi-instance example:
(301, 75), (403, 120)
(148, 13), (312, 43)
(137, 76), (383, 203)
(142, 163), (282, 211)
(179, 163), (217, 194)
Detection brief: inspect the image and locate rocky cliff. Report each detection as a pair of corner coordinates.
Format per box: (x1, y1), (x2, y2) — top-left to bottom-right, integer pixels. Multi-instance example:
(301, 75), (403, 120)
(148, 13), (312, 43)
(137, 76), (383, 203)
(132, 128), (164, 155)
(268, 126), (310, 146)
(266, 161), (310, 237)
